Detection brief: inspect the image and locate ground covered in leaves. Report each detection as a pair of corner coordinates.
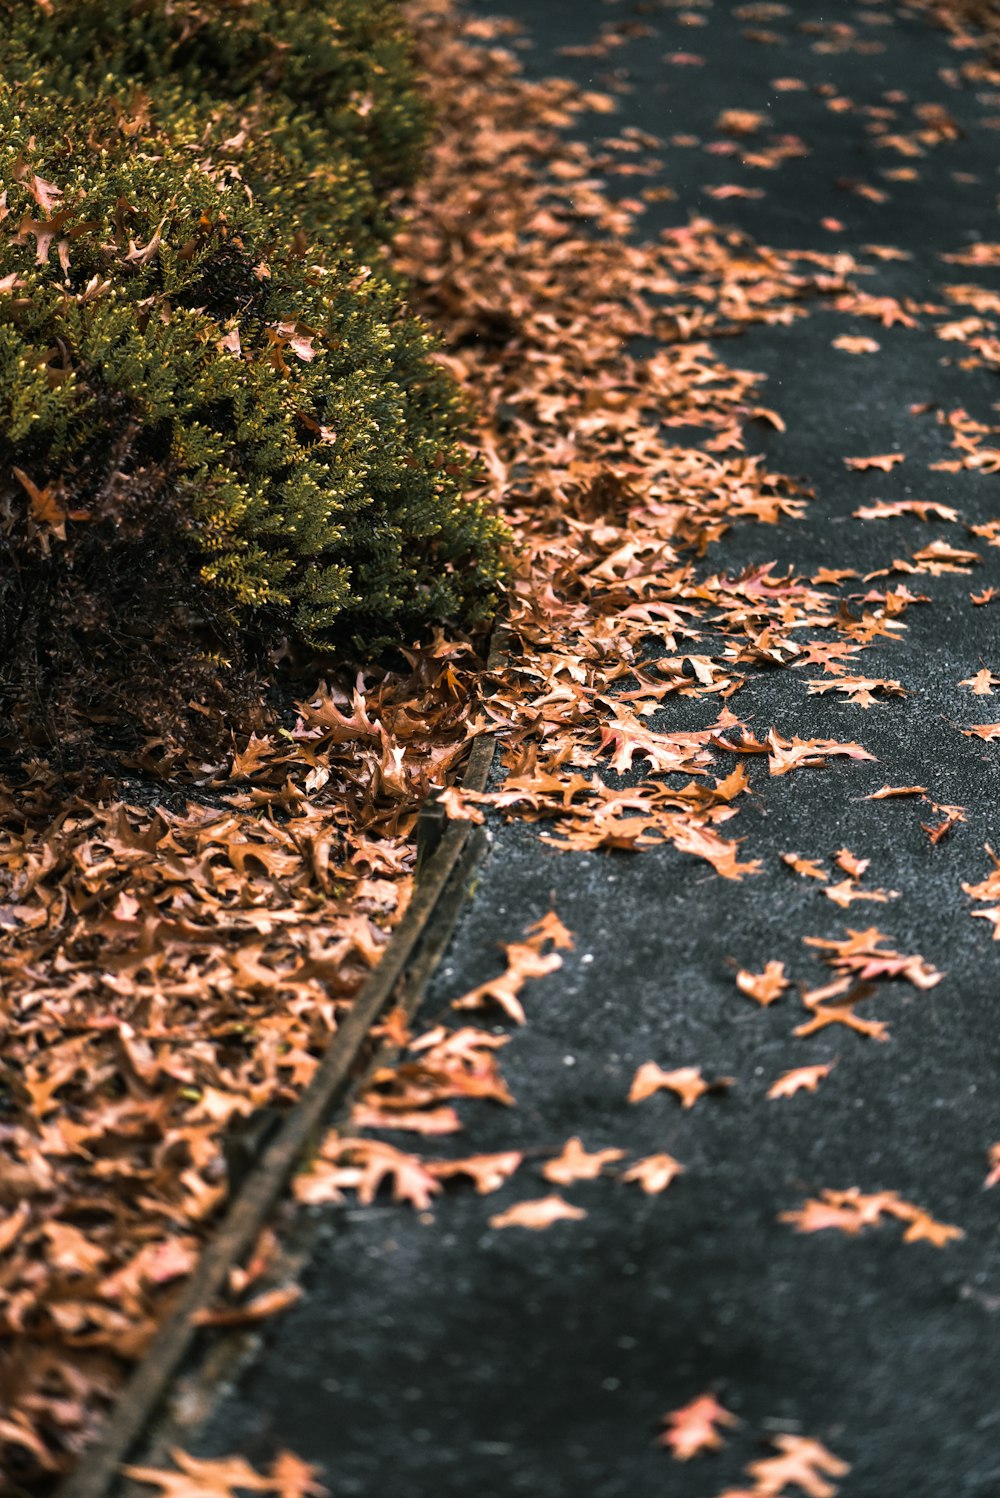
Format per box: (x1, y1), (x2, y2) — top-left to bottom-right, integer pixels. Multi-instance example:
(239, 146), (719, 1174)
(8, 0), (1000, 1492)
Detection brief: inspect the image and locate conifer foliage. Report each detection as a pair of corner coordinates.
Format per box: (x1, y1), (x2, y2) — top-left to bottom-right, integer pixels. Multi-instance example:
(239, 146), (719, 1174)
(0, 0), (507, 753)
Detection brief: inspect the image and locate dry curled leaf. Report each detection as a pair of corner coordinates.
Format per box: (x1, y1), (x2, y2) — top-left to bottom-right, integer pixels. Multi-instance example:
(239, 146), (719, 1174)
(542, 1137), (625, 1185)
(844, 453), (904, 471)
(745, 1434), (849, 1498)
(735, 961), (790, 1006)
(781, 852), (829, 881)
(628, 1063), (733, 1108)
(621, 1153), (685, 1195)
(863, 783), (927, 799)
(293, 1135), (440, 1212)
(781, 1187), (962, 1246)
(832, 334), (880, 353)
(984, 1143), (1000, 1190)
(657, 1391), (738, 1460)
(767, 1062), (835, 1099)
(451, 940), (563, 1025)
(427, 1151), (522, 1195)
(123, 1448), (327, 1498)
(488, 1195), (587, 1231)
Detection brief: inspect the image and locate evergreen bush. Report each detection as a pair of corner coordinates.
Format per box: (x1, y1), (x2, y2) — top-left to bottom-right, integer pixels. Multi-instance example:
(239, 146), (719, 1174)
(0, 2), (506, 753)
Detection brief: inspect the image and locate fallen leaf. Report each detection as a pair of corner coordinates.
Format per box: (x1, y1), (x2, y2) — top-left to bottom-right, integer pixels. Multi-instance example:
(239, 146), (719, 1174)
(767, 1062), (835, 1100)
(657, 1391), (738, 1460)
(746, 1434), (849, 1498)
(427, 1151), (522, 1194)
(984, 1143), (1000, 1190)
(488, 1195), (587, 1230)
(629, 1063), (733, 1108)
(781, 852), (829, 881)
(863, 784), (927, 799)
(832, 335), (880, 353)
(844, 453), (905, 471)
(960, 669), (1000, 695)
(123, 1449), (282, 1498)
(621, 1153), (684, 1194)
(452, 940), (563, 1024)
(736, 961), (790, 1006)
(193, 1284), (302, 1328)
(542, 1137), (625, 1184)
(781, 1187), (962, 1246)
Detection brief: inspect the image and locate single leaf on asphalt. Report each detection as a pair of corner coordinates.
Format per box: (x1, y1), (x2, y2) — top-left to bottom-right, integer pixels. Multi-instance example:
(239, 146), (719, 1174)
(805, 675), (905, 709)
(765, 731), (876, 776)
(900, 1212), (964, 1247)
(921, 802), (966, 844)
(794, 1005), (890, 1042)
(524, 909), (575, 950)
(628, 1063), (733, 1108)
(863, 784), (927, 799)
(781, 852), (829, 881)
(736, 961), (790, 1006)
(984, 1143), (1000, 1189)
(962, 723), (1000, 740)
(451, 940), (563, 1024)
(542, 1137), (625, 1184)
(834, 849), (869, 878)
(844, 453), (904, 471)
(269, 1452), (329, 1498)
(657, 1391), (738, 1460)
(960, 669), (1000, 695)
(833, 334), (880, 353)
(621, 1153), (684, 1194)
(427, 1151), (522, 1194)
(823, 880), (898, 909)
(123, 1449), (279, 1498)
(489, 1195), (587, 1231)
(193, 1285), (302, 1328)
(767, 1062), (835, 1100)
(745, 1434), (849, 1498)
(854, 499), (958, 521)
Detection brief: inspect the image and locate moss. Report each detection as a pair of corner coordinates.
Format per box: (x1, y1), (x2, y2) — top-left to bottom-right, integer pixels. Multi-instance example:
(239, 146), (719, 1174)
(0, 5), (507, 753)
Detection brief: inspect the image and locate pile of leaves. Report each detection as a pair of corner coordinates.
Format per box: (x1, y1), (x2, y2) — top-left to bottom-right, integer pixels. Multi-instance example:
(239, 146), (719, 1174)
(395, 7), (920, 871)
(0, 637), (490, 1481)
(909, 0), (1000, 58)
(0, 0), (506, 756)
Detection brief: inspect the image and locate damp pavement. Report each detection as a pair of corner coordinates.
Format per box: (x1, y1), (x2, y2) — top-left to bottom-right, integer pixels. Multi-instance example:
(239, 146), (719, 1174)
(150, 4), (1000, 1495)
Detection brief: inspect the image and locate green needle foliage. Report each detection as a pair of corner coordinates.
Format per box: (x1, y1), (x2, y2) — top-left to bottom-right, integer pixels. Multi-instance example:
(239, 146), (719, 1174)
(0, 1), (507, 754)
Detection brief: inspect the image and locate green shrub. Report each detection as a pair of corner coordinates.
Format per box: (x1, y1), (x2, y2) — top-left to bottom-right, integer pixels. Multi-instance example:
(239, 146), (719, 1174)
(1, 0), (430, 246)
(0, 5), (507, 753)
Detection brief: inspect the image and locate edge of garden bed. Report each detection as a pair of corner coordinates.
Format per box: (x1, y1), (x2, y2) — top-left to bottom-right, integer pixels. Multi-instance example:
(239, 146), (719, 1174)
(58, 627), (507, 1498)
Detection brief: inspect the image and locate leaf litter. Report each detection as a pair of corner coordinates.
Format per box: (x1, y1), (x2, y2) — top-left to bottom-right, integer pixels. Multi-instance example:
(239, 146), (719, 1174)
(4, 0), (1000, 1481)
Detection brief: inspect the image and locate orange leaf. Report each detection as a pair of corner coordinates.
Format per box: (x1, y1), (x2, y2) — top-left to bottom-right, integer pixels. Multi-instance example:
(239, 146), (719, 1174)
(628, 1063), (733, 1109)
(488, 1195), (586, 1231)
(620, 1153), (684, 1194)
(542, 1137), (625, 1184)
(746, 1434), (849, 1498)
(844, 453), (904, 471)
(735, 960), (789, 1006)
(657, 1392), (738, 1460)
(767, 1062), (835, 1100)
(427, 1151), (522, 1195)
